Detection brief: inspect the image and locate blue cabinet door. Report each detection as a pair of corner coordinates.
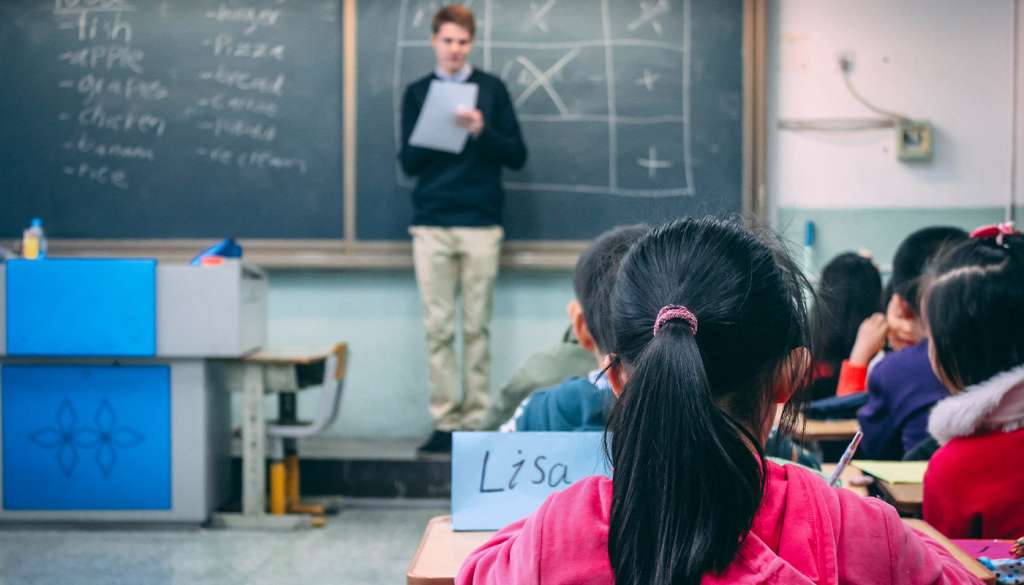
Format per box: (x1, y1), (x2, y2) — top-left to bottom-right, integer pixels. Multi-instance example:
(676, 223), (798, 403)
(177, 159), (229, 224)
(2, 365), (171, 510)
(6, 259), (157, 356)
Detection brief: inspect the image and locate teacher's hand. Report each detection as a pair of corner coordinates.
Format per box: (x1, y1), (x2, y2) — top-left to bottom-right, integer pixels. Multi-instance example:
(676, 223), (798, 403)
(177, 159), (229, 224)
(455, 108), (484, 136)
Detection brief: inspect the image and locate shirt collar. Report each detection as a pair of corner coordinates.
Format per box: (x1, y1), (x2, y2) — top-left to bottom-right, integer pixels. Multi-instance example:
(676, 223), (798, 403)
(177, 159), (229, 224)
(434, 63), (473, 83)
(588, 367), (612, 391)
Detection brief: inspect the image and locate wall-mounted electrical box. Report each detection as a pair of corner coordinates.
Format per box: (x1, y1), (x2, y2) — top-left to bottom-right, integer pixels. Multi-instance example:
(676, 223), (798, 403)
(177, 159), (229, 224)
(897, 120), (933, 161)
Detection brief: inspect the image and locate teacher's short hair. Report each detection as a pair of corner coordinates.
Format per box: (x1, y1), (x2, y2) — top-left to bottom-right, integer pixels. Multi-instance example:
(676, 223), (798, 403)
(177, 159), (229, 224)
(432, 4), (476, 38)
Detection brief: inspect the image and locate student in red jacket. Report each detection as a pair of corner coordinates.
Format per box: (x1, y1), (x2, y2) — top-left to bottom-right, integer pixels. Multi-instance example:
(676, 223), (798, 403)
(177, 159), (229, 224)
(808, 252), (884, 399)
(923, 223), (1024, 539)
(458, 217), (980, 585)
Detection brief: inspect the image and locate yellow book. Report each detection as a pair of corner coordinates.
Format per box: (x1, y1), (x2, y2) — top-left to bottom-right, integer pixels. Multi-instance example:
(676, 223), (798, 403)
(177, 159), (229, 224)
(851, 460), (928, 484)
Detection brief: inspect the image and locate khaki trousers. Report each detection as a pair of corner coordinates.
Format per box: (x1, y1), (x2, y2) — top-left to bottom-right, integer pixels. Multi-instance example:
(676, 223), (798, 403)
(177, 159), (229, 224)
(410, 225), (503, 431)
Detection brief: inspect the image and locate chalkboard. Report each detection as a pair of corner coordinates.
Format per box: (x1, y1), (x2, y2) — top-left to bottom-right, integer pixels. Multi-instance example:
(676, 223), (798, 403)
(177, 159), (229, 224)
(357, 0), (745, 241)
(0, 0), (344, 239)
(0, 0), (750, 255)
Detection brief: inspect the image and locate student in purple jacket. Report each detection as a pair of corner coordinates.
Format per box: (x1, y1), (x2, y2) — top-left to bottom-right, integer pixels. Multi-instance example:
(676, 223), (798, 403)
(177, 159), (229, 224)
(857, 226), (968, 460)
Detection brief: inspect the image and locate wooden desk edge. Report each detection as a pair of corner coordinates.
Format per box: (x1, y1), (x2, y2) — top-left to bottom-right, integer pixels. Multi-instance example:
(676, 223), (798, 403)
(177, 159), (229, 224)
(242, 349), (330, 365)
(407, 516), (493, 585)
(796, 418), (861, 442)
(406, 516), (446, 585)
(873, 477), (924, 516)
(903, 519), (996, 584)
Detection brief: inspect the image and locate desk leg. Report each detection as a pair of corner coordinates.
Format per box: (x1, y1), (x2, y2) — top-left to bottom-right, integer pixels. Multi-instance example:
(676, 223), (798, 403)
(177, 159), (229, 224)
(242, 364), (265, 516)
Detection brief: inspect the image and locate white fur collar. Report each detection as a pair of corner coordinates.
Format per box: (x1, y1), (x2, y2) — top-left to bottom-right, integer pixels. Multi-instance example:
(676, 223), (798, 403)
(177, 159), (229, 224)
(928, 363), (1024, 445)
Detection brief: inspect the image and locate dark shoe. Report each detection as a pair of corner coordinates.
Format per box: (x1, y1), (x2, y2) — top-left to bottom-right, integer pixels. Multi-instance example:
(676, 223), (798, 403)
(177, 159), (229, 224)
(417, 430), (453, 454)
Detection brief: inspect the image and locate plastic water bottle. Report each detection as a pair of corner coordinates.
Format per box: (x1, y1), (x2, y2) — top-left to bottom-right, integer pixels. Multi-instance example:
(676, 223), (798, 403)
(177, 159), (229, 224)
(22, 218), (47, 260)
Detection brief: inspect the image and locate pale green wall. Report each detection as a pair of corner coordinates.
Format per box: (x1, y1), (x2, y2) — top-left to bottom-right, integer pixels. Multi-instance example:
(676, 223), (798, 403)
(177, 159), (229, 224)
(268, 207), (1008, 440)
(265, 269), (575, 439)
(777, 207), (1006, 274)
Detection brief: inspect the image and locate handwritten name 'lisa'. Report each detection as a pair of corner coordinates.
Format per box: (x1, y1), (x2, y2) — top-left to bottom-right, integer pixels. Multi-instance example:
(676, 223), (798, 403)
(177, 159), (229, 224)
(478, 450), (572, 493)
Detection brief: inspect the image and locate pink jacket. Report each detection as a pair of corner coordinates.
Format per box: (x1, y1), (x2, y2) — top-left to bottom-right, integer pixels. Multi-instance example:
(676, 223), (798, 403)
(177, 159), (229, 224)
(457, 461), (982, 585)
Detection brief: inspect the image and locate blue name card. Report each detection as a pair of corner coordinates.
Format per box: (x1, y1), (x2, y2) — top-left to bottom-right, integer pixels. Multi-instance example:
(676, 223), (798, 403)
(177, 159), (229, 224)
(451, 432), (611, 531)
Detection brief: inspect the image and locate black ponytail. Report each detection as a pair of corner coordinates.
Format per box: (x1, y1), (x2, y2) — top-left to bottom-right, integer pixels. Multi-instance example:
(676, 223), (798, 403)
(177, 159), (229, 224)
(606, 217), (809, 585)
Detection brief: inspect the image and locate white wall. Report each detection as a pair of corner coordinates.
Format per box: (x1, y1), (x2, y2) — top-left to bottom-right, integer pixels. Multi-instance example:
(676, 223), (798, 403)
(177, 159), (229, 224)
(769, 0), (1015, 212)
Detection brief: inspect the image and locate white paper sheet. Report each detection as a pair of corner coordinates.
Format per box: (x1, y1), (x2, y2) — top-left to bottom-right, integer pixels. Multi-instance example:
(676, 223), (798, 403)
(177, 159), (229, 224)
(408, 80), (479, 154)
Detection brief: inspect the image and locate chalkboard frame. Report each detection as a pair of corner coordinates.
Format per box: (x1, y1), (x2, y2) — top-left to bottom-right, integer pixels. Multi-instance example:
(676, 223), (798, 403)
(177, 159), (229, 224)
(7, 0), (765, 270)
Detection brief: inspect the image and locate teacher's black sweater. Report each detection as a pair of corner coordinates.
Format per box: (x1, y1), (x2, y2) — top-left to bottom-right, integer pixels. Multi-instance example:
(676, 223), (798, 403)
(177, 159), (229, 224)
(400, 69), (527, 227)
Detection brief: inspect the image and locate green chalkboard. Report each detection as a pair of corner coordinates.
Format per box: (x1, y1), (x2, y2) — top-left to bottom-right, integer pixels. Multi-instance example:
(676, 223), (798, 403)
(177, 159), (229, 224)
(0, 0), (344, 239)
(357, 0), (745, 241)
(0, 0), (749, 254)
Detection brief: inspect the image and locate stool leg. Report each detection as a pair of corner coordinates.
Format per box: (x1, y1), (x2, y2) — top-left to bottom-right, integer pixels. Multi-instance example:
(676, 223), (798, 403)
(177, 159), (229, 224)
(285, 455), (300, 508)
(269, 461), (287, 515)
(285, 454), (325, 516)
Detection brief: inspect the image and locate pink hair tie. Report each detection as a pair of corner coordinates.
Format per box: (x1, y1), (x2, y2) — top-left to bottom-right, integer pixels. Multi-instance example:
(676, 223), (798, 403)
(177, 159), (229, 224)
(653, 305), (698, 337)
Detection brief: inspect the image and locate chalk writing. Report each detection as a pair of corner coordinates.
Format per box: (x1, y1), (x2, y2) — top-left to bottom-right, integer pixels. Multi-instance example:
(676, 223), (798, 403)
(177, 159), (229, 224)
(61, 162), (129, 189)
(198, 65), (285, 95)
(204, 5), (282, 35)
(204, 35), (286, 61)
(62, 74), (168, 101)
(58, 45), (144, 73)
(198, 118), (276, 141)
(196, 94), (278, 117)
(77, 104), (167, 136)
(64, 133), (155, 161)
(195, 147), (308, 174)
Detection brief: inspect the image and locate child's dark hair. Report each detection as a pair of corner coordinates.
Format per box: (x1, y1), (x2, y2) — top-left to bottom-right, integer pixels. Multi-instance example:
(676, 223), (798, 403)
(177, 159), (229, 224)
(606, 217), (809, 585)
(573, 225), (649, 354)
(431, 4), (475, 37)
(925, 233), (1024, 388)
(809, 253), (882, 394)
(891, 226), (968, 314)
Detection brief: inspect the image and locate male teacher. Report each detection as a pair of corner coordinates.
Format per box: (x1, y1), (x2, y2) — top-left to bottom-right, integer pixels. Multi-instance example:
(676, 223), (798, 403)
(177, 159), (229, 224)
(400, 4), (527, 454)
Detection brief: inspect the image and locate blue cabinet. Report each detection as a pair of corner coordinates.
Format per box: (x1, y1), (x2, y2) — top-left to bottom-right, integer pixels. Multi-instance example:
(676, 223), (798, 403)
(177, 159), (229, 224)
(6, 259), (156, 357)
(2, 365), (171, 510)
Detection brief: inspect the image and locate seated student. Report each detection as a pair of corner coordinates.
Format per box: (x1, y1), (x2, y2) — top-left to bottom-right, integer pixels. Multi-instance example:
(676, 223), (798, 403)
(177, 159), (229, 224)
(922, 224), (1024, 539)
(858, 226), (968, 460)
(500, 225), (647, 433)
(808, 252), (884, 400)
(502, 224), (820, 470)
(480, 324), (595, 430)
(457, 218), (979, 585)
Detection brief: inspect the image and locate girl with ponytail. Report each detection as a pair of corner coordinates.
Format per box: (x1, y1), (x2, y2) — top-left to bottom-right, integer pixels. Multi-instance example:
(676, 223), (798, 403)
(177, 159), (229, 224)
(458, 217), (981, 585)
(922, 223), (1024, 539)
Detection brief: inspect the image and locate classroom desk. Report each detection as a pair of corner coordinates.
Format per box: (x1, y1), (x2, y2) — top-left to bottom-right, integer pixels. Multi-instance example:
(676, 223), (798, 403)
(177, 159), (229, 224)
(211, 348), (329, 530)
(820, 463), (869, 497)
(904, 519), (996, 584)
(874, 476), (924, 517)
(796, 417), (860, 442)
(407, 516), (995, 585)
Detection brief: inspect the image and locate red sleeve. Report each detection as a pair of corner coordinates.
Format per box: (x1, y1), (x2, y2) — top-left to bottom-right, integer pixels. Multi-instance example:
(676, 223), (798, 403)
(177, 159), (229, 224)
(836, 360), (869, 396)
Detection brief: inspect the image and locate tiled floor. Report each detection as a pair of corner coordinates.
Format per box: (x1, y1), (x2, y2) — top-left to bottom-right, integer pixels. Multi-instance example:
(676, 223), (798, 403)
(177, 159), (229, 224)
(0, 500), (448, 585)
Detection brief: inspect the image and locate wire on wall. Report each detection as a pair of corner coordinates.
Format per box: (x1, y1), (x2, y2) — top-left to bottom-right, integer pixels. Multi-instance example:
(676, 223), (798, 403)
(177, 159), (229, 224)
(778, 54), (910, 132)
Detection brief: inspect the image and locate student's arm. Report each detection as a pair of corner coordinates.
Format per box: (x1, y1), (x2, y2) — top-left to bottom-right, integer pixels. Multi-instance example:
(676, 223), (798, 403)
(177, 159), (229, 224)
(835, 491), (983, 584)
(836, 360), (869, 396)
(399, 84), (440, 176)
(456, 493), (549, 585)
(857, 371), (897, 459)
(838, 314), (887, 396)
(475, 81), (527, 170)
(887, 512), (984, 584)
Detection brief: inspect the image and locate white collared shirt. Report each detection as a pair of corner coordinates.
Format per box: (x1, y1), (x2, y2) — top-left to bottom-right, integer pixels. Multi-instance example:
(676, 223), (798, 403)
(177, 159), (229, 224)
(434, 63), (473, 83)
